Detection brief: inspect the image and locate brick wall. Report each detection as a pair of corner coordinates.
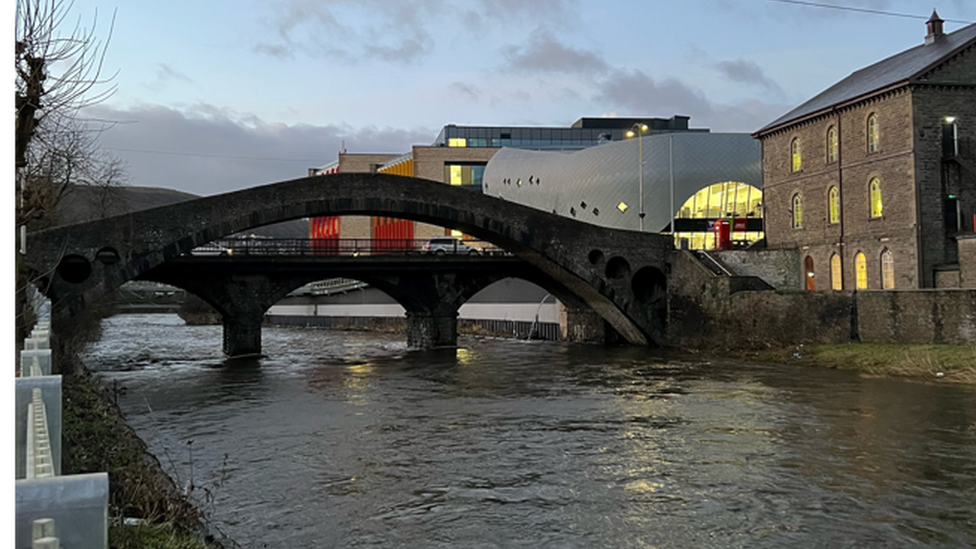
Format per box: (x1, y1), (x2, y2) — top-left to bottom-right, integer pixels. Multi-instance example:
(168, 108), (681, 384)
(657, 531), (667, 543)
(856, 289), (976, 345)
(911, 84), (976, 286)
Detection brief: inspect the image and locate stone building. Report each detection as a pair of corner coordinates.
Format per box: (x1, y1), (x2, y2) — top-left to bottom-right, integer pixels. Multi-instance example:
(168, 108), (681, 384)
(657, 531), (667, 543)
(753, 13), (976, 290)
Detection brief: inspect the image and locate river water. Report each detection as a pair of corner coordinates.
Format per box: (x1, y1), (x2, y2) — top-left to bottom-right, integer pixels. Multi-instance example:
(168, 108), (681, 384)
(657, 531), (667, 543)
(83, 314), (976, 548)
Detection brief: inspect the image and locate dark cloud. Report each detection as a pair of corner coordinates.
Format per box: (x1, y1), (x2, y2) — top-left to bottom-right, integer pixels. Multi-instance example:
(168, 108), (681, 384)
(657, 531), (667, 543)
(83, 104), (433, 196)
(451, 82), (480, 100)
(144, 63), (194, 91)
(595, 69), (791, 133)
(715, 59), (784, 95)
(501, 29), (608, 74)
(255, 0), (442, 63)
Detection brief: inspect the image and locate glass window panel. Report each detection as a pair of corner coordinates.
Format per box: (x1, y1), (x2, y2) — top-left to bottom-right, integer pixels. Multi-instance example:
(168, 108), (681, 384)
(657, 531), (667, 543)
(831, 254), (843, 290)
(870, 178), (883, 217)
(882, 250), (895, 289)
(856, 253), (867, 289)
(449, 165), (463, 185)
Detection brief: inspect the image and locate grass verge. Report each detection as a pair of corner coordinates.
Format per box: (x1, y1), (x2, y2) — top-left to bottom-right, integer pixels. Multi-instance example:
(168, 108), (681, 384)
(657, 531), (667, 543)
(738, 343), (976, 384)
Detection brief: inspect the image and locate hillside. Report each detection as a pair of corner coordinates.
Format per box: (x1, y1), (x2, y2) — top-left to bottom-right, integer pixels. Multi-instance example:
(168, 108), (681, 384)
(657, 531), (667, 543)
(56, 185), (308, 238)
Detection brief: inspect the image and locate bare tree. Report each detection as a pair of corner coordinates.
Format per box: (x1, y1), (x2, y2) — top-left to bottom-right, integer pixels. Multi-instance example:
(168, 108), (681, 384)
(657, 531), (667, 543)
(15, 0), (117, 172)
(15, 0), (124, 346)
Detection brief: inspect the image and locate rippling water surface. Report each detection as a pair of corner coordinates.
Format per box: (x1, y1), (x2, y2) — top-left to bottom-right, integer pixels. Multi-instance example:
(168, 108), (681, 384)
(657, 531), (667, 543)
(83, 314), (976, 548)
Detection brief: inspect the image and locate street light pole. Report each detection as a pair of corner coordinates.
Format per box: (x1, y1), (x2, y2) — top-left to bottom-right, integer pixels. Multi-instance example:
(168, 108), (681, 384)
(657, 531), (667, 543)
(626, 123), (649, 231)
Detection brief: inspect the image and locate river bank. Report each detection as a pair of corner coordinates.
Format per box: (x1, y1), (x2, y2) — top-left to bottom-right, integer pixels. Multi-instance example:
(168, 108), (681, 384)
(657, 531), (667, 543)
(717, 343), (976, 384)
(59, 348), (223, 548)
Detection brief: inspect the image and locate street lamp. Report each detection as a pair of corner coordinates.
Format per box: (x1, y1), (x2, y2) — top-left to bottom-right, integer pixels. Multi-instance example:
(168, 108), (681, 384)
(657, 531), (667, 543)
(625, 123), (649, 231)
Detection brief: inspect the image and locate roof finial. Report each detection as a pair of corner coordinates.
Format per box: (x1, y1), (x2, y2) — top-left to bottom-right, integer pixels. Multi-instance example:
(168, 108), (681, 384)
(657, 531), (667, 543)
(926, 9), (945, 45)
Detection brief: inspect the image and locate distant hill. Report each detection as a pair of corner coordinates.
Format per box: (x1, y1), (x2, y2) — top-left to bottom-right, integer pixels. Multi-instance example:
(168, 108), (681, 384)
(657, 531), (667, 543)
(56, 185), (309, 238)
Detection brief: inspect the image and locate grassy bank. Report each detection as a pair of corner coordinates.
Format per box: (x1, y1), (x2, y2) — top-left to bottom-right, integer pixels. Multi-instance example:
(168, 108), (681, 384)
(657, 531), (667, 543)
(60, 366), (217, 548)
(734, 343), (976, 384)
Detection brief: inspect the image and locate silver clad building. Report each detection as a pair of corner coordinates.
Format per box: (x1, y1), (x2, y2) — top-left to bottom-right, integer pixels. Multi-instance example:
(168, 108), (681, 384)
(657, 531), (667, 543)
(484, 131), (763, 249)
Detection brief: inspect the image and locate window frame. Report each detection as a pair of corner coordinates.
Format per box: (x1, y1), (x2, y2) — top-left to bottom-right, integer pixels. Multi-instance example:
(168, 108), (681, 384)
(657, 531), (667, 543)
(855, 252), (868, 289)
(826, 126), (838, 164)
(792, 193), (803, 229)
(827, 185), (840, 225)
(830, 253), (843, 290)
(867, 113), (879, 154)
(881, 249), (895, 289)
(791, 137), (802, 172)
(869, 177), (883, 218)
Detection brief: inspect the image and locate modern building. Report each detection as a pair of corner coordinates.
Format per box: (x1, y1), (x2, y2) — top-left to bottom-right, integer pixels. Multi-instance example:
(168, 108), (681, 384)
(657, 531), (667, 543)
(753, 13), (976, 290)
(306, 116), (713, 245)
(483, 131), (762, 249)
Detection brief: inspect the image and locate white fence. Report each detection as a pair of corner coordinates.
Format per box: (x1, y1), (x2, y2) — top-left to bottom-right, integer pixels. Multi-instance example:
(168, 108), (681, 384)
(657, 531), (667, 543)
(15, 296), (109, 549)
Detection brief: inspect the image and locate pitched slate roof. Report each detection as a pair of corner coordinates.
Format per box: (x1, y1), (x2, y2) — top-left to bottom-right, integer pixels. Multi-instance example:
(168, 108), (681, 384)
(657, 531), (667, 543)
(756, 21), (976, 135)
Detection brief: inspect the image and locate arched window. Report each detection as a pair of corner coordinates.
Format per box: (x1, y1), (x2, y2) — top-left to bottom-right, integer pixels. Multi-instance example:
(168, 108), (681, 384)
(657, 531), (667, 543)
(792, 193), (803, 228)
(828, 185), (840, 224)
(831, 253), (843, 290)
(867, 114), (879, 153)
(855, 252), (867, 289)
(805, 256), (816, 290)
(881, 249), (895, 289)
(869, 178), (883, 218)
(827, 126), (838, 164)
(791, 138), (802, 172)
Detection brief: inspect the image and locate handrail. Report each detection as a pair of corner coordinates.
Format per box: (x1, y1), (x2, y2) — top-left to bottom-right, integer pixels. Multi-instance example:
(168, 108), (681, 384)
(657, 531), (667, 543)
(696, 250), (734, 277)
(190, 238), (511, 257)
(27, 388), (55, 479)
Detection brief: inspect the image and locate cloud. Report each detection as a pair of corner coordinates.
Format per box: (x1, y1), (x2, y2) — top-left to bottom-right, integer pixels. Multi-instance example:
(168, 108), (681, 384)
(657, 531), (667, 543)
(82, 104), (433, 196)
(255, 0), (442, 63)
(715, 59), (784, 95)
(144, 63), (194, 91)
(501, 29), (608, 74)
(595, 69), (791, 133)
(451, 82), (480, 100)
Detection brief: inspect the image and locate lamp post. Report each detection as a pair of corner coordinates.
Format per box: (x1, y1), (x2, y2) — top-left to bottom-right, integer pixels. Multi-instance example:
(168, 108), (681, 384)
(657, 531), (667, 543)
(626, 123), (649, 231)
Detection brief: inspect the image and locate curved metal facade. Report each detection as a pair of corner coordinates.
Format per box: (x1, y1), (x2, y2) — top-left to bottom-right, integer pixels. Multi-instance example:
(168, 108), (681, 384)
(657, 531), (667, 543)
(483, 133), (761, 232)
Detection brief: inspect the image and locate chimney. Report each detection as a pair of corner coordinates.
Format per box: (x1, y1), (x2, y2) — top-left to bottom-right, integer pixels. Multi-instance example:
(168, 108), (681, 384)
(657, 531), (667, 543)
(926, 9), (945, 45)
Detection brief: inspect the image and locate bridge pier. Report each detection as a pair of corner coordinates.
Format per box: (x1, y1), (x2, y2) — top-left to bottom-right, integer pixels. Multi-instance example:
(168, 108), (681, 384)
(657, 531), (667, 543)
(222, 311), (264, 357)
(405, 310), (459, 349)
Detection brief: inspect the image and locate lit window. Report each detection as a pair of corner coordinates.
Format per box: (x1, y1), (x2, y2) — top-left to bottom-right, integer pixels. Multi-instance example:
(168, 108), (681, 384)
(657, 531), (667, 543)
(867, 114), (879, 153)
(828, 186), (840, 224)
(805, 256), (816, 291)
(855, 252), (867, 289)
(831, 253), (842, 290)
(881, 249), (895, 289)
(869, 178), (883, 218)
(791, 138), (802, 172)
(448, 138), (467, 147)
(827, 127), (838, 163)
(792, 193), (803, 228)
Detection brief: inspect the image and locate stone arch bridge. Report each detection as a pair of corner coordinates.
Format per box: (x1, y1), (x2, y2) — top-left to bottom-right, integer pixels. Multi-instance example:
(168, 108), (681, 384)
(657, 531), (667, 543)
(25, 173), (674, 355)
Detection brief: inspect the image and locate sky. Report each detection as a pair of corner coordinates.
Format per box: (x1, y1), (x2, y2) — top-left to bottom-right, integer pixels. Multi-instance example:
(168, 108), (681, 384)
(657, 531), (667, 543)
(26, 0), (976, 196)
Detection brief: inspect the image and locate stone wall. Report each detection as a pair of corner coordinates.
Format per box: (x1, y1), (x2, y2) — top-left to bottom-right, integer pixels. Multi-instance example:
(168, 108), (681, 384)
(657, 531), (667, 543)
(856, 290), (976, 345)
(668, 249), (976, 348)
(713, 248), (801, 290)
(960, 235), (976, 288)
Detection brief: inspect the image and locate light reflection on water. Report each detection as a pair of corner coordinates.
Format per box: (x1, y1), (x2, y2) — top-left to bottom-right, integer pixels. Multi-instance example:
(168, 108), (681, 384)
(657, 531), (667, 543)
(84, 314), (976, 548)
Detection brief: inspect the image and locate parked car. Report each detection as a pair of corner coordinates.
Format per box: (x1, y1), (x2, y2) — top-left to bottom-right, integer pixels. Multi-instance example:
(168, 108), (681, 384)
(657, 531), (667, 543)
(422, 237), (481, 255)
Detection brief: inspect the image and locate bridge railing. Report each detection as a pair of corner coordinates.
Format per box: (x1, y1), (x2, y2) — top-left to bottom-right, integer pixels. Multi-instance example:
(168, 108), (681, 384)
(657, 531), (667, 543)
(190, 238), (511, 257)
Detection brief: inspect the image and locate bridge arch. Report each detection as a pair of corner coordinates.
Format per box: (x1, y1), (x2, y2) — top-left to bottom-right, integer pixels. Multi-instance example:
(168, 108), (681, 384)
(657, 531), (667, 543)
(26, 173), (673, 347)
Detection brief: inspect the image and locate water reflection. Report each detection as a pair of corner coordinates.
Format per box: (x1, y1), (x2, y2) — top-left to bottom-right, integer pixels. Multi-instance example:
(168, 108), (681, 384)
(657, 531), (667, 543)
(83, 315), (976, 548)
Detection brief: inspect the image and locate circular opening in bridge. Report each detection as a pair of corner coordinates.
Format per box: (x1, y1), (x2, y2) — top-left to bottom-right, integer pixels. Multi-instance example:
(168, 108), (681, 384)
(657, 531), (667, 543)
(57, 255), (92, 284)
(95, 247), (120, 265)
(632, 267), (667, 303)
(605, 256), (630, 280)
(588, 249), (604, 265)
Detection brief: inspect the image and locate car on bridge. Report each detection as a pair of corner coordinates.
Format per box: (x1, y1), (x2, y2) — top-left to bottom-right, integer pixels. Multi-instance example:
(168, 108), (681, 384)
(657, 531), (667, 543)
(422, 237), (481, 255)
